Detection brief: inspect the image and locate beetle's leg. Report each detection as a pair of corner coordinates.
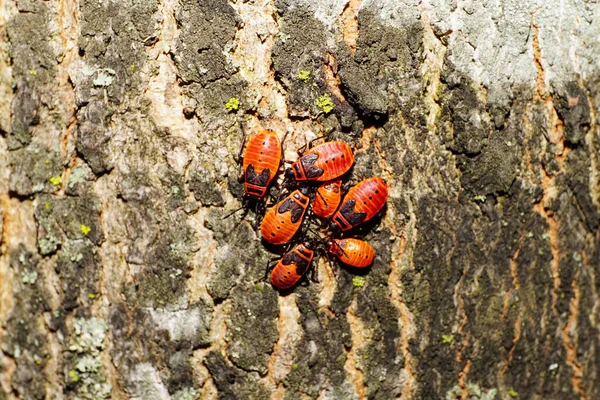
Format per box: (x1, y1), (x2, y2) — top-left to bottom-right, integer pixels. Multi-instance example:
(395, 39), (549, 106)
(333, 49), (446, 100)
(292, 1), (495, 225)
(264, 258), (280, 282)
(307, 135), (327, 149)
(236, 124), (248, 165)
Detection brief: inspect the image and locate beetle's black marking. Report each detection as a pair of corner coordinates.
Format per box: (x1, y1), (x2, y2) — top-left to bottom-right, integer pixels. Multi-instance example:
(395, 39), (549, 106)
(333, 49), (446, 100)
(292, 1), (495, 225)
(282, 251), (299, 265)
(247, 186), (264, 196)
(333, 215), (350, 229)
(293, 163), (302, 177)
(297, 195), (308, 205)
(246, 164), (257, 183)
(246, 164), (271, 186)
(300, 153), (319, 167)
(297, 247), (313, 258)
(304, 167), (324, 179)
(340, 200), (367, 226)
(278, 198), (295, 213)
(257, 167), (270, 185)
(291, 206), (304, 223)
(294, 258), (310, 275)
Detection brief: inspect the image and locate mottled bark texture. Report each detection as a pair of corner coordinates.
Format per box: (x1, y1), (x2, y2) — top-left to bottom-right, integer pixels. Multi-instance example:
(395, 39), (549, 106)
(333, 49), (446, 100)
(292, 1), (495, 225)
(0, 0), (599, 399)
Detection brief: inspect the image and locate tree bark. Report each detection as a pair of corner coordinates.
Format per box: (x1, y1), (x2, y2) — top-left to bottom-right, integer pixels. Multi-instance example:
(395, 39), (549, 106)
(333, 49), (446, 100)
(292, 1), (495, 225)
(0, 0), (599, 399)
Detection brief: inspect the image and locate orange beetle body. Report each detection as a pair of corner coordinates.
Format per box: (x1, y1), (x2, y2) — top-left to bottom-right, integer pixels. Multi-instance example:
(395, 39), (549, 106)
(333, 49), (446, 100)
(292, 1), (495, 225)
(243, 130), (282, 198)
(271, 241), (315, 289)
(328, 238), (375, 268)
(330, 177), (388, 232)
(286, 141), (354, 182)
(313, 179), (342, 218)
(260, 188), (310, 245)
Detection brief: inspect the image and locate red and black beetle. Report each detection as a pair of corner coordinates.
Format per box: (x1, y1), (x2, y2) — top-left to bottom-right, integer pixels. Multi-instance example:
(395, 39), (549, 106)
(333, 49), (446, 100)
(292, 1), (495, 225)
(330, 177), (388, 233)
(326, 238), (375, 268)
(260, 187), (310, 245)
(224, 129), (283, 220)
(269, 240), (316, 289)
(312, 179), (342, 219)
(241, 129), (282, 199)
(284, 141), (354, 182)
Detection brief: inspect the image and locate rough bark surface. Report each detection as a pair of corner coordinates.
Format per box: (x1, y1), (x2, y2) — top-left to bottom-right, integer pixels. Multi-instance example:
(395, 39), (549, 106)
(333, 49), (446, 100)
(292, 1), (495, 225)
(0, 0), (599, 399)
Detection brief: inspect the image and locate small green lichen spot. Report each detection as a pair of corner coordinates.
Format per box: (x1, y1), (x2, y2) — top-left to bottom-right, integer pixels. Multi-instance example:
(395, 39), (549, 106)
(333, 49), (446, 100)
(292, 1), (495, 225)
(29, 69), (37, 76)
(352, 276), (366, 287)
(254, 283), (264, 292)
(441, 334), (454, 344)
(297, 70), (311, 82)
(49, 176), (62, 186)
(88, 293), (97, 300)
(69, 369), (80, 382)
(474, 194), (486, 203)
(508, 388), (518, 398)
(80, 224), (92, 235)
(44, 201), (50, 210)
(21, 270), (38, 284)
(292, 363), (298, 369)
(225, 97), (240, 112)
(315, 94), (334, 114)
(130, 65), (135, 73)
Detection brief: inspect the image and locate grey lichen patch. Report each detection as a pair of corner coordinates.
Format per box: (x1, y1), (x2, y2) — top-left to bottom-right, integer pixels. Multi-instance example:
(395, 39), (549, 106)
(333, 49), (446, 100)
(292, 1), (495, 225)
(457, 134), (519, 196)
(445, 382), (498, 400)
(227, 283), (278, 375)
(408, 172), (560, 398)
(284, 285), (353, 399)
(437, 65), (490, 155)
(73, 0), (158, 176)
(66, 317), (111, 399)
(56, 240), (103, 311)
(336, 11), (423, 119)
(126, 0), (161, 43)
(172, 387), (201, 400)
(6, 6), (56, 149)
(75, 102), (115, 175)
(204, 351), (270, 399)
(272, 4), (331, 117)
(126, 362), (171, 399)
(173, 0), (238, 85)
(9, 145), (62, 196)
(78, 0), (152, 101)
(561, 147), (600, 233)
(182, 78), (247, 118)
(128, 220), (197, 308)
(35, 194), (104, 256)
(3, 246), (50, 398)
(409, 196), (477, 397)
(150, 300), (213, 348)
(355, 229), (404, 399)
(208, 244), (242, 301)
(66, 162), (97, 196)
(188, 162), (226, 207)
(205, 209), (272, 300)
(552, 81), (592, 145)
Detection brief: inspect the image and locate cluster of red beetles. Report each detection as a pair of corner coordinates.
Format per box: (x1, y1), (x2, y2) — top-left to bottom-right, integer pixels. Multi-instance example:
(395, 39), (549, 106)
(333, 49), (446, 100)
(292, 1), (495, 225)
(230, 129), (388, 290)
